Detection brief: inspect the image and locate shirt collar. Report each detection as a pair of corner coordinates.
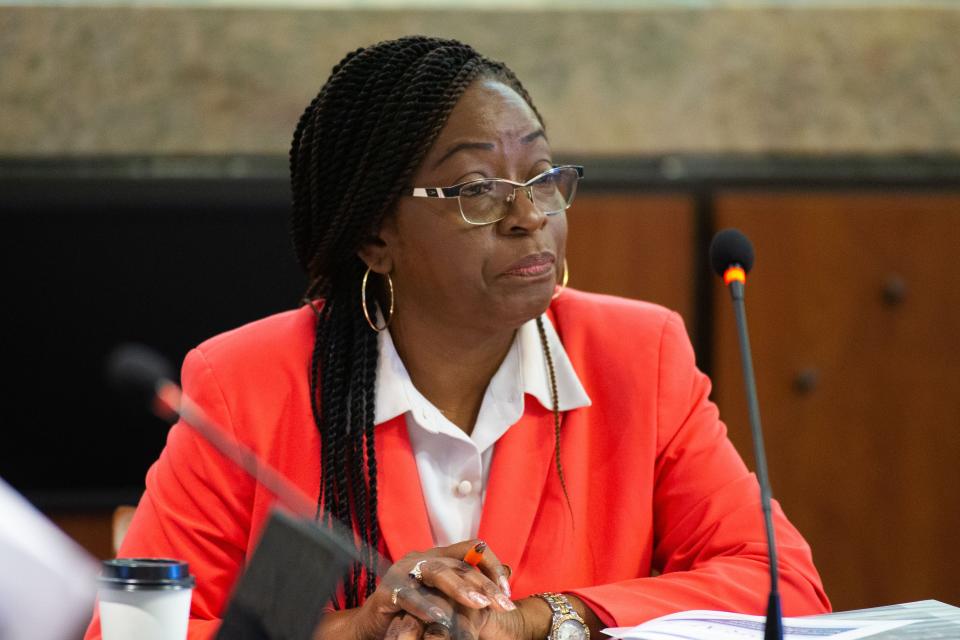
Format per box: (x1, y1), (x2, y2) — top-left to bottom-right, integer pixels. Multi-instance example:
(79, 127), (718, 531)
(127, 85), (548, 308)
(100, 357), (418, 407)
(374, 314), (591, 426)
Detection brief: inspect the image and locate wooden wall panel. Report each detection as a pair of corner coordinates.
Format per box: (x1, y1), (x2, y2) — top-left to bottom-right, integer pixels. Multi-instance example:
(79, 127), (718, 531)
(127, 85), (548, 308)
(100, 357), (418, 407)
(713, 192), (960, 610)
(566, 193), (696, 331)
(48, 510), (114, 561)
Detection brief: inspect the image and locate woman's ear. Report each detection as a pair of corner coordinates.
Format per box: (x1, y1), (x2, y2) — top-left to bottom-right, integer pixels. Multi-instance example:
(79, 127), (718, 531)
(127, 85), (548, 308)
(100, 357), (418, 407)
(357, 216), (399, 274)
(357, 236), (391, 274)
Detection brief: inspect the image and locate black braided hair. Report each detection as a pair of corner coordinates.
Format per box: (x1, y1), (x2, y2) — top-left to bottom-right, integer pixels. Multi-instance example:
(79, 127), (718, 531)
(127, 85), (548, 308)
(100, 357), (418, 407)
(289, 36), (544, 609)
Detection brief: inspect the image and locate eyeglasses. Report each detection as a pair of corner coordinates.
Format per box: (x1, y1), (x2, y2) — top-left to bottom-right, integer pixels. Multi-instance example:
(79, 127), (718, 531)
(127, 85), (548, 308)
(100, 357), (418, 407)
(406, 165), (584, 225)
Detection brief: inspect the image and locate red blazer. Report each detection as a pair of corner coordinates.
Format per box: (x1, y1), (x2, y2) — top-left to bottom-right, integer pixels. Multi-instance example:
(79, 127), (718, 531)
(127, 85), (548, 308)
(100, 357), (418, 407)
(85, 290), (829, 639)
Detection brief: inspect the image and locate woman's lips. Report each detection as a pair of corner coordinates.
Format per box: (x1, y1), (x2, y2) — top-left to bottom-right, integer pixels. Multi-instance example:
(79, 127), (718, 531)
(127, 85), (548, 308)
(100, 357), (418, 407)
(503, 252), (556, 277)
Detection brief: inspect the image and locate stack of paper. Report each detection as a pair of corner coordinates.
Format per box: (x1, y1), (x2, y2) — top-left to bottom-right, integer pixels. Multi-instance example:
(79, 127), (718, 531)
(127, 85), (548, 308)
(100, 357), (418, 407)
(604, 610), (918, 640)
(0, 477), (98, 640)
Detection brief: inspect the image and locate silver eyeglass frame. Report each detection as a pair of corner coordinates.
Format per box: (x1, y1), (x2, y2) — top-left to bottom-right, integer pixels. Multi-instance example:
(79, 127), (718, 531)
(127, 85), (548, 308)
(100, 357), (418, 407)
(405, 164), (584, 226)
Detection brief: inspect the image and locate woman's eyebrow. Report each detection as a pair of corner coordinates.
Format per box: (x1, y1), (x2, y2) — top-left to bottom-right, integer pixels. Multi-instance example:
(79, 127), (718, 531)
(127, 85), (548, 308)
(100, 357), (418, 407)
(433, 129), (546, 169)
(521, 128), (546, 144)
(433, 142), (495, 169)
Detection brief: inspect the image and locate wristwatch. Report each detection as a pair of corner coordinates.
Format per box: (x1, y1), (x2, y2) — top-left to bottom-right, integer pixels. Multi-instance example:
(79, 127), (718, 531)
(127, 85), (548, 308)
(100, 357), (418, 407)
(535, 592), (590, 640)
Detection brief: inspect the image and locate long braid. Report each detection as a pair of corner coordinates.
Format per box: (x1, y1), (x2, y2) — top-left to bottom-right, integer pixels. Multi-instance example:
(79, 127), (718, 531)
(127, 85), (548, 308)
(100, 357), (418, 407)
(536, 316), (573, 520)
(362, 334), (380, 598)
(346, 300), (373, 604)
(288, 36), (545, 607)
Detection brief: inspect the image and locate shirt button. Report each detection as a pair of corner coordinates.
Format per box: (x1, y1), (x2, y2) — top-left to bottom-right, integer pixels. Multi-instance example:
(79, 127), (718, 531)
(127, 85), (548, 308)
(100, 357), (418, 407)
(455, 480), (473, 497)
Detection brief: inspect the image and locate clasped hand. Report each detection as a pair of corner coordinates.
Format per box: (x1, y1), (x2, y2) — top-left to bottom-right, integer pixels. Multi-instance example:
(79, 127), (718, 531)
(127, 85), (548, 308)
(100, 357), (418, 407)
(355, 540), (528, 640)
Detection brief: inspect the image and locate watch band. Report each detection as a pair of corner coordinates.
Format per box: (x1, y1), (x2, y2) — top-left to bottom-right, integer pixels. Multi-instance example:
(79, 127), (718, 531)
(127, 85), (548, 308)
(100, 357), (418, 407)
(535, 592), (590, 640)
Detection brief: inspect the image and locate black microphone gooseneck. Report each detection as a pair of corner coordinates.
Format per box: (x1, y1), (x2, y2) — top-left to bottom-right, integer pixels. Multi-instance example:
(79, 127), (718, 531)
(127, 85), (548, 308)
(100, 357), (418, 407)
(709, 229), (783, 640)
(108, 345), (395, 640)
(106, 344), (374, 569)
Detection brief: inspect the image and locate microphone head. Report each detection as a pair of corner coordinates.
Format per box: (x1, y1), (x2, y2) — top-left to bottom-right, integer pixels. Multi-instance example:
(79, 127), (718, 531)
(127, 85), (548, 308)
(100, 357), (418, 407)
(709, 228), (755, 277)
(106, 343), (174, 396)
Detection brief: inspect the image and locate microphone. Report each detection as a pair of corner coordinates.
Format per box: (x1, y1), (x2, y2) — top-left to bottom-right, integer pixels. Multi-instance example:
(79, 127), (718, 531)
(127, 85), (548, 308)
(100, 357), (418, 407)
(108, 344), (324, 525)
(709, 229), (783, 640)
(106, 344), (380, 640)
(106, 343), (372, 563)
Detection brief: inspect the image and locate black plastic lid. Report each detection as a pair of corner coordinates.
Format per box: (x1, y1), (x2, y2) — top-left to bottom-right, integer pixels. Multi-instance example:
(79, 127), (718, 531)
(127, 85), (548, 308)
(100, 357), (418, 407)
(98, 558), (196, 591)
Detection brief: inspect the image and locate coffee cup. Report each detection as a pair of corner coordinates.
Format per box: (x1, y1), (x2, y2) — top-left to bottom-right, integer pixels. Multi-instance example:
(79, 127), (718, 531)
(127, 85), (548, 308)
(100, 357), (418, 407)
(98, 558), (195, 640)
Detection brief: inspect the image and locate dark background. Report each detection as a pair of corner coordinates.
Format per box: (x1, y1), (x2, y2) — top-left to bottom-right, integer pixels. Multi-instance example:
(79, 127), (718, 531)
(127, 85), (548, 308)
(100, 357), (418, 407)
(3, 171), (304, 505)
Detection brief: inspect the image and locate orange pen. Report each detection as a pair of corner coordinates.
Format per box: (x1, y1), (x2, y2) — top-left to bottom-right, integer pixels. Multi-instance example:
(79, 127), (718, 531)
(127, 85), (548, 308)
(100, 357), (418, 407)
(463, 541), (486, 567)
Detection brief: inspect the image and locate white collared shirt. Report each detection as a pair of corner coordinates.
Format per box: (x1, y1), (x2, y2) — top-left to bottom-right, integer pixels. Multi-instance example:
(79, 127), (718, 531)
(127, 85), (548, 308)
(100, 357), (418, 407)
(374, 315), (592, 546)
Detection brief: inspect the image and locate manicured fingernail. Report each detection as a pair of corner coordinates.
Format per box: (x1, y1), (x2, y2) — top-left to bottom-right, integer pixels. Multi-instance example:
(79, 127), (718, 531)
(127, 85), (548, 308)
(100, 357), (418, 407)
(430, 607), (451, 627)
(469, 591), (491, 606)
(497, 594), (517, 610)
(499, 576), (512, 598)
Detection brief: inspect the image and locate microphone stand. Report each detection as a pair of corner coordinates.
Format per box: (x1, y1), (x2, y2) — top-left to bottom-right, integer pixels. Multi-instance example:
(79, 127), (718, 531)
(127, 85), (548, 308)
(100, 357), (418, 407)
(728, 278), (783, 640)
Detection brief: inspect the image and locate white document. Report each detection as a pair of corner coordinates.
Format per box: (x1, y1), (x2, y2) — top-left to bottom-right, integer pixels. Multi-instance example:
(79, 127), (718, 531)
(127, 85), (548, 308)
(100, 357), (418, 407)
(0, 476), (99, 640)
(604, 610), (918, 640)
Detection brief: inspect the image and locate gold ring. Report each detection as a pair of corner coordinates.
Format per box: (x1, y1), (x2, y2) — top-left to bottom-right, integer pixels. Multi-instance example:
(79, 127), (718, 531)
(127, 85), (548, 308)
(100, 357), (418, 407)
(408, 559), (428, 583)
(391, 586), (404, 607)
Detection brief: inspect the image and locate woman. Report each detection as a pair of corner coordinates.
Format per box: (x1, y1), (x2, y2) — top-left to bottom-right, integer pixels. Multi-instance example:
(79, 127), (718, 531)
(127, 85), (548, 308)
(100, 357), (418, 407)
(85, 36), (829, 640)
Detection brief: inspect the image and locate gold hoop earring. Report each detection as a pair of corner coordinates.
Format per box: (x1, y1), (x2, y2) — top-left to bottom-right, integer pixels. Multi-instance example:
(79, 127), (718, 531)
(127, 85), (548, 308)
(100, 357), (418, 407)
(361, 267), (394, 332)
(552, 258), (569, 300)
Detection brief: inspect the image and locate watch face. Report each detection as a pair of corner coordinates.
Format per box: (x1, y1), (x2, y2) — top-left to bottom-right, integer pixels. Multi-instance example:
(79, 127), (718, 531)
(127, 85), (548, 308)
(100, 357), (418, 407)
(556, 619), (587, 640)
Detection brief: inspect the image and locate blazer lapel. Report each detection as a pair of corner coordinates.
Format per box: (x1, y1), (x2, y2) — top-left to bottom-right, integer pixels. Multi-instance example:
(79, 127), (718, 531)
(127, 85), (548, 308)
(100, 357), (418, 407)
(477, 399), (556, 572)
(376, 415), (434, 560)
